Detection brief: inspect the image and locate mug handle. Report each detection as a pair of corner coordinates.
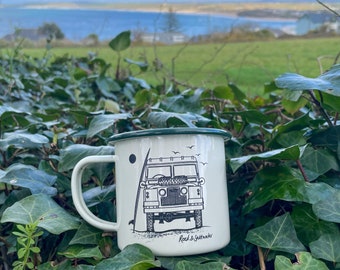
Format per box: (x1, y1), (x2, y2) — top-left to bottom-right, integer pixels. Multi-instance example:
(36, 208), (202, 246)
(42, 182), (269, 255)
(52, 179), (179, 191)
(71, 155), (119, 231)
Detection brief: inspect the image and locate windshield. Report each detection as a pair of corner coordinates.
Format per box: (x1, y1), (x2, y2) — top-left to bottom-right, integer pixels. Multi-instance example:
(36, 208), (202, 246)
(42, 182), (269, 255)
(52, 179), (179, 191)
(147, 166), (171, 178)
(174, 164), (197, 177)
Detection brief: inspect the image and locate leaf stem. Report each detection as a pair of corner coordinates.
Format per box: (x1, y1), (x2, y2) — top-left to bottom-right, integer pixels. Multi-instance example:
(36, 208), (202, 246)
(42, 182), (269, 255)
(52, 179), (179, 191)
(308, 90), (333, 127)
(257, 246), (266, 270)
(296, 159), (309, 182)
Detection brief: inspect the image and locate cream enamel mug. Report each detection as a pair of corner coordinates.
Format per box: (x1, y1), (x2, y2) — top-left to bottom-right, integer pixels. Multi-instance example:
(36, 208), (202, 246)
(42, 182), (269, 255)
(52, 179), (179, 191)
(71, 128), (231, 256)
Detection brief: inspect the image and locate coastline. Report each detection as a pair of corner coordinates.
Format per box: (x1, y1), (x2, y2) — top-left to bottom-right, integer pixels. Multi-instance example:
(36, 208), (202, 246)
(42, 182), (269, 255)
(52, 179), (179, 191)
(14, 2), (305, 22)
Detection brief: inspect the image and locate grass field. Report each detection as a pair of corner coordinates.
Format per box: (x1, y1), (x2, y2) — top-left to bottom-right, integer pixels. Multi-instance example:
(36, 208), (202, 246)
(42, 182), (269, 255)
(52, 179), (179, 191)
(7, 37), (340, 95)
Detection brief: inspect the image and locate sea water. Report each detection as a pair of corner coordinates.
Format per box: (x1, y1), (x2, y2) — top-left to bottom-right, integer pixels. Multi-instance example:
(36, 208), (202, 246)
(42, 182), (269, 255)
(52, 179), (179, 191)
(0, 7), (296, 41)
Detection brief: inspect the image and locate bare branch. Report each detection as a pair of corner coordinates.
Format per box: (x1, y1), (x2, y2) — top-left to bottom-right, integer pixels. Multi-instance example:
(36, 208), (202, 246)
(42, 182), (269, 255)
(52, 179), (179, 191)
(316, 0), (340, 17)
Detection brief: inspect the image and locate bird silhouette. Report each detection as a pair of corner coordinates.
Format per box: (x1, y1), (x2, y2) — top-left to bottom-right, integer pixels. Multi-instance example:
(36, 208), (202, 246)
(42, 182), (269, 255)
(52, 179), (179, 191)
(172, 151), (180, 154)
(186, 145), (195, 149)
(200, 162), (208, 165)
(128, 219), (135, 225)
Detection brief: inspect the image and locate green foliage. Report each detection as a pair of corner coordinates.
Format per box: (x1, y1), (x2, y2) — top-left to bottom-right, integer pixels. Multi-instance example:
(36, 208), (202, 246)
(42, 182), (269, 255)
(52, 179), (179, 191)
(12, 222), (44, 270)
(0, 31), (340, 269)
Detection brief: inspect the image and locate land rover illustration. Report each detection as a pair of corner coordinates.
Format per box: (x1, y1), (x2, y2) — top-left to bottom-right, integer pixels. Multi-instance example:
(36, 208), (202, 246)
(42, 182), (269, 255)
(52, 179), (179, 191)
(139, 154), (205, 232)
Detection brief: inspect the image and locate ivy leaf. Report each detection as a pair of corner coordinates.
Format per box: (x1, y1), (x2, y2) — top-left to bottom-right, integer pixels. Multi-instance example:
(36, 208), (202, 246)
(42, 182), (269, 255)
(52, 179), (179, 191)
(300, 146), (339, 181)
(95, 244), (160, 270)
(174, 261), (233, 270)
(1, 194), (79, 234)
(282, 95), (308, 115)
(87, 113), (132, 138)
(270, 113), (311, 148)
(275, 64), (340, 95)
(58, 144), (115, 172)
(229, 145), (305, 173)
(109, 31), (131, 52)
(158, 253), (232, 270)
(59, 245), (103, 260)
(275, 252), (329, 270)
(124, 58), (148, 72)
(312, 189), (340, 223)
(95, 75), (121, 98)
(291, 204), (339, 246)
(0, 164), (57, 196)
(0, 132), (49, 151)
(310, 232), (340, 263)
(147, 111), (209, 128)
(82, 185), (116, 207)
(243, 166), (335, 214)
(69, 223), (102, 245)
(246, 213), (306, 254)
(308, 125), (340, 160)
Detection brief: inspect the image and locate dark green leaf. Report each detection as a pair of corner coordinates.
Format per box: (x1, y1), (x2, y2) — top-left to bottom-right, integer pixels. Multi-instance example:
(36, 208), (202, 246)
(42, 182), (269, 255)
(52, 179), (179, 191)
(300, 146), (339, 181)
(0, 132), (48, 150)
(225, 110), (270, 125)
(229, 145), (305, 173)
(274, 130), (306, 148)
(270, 113), (311, 147)
(313, 189), (340, 223)
(109, 31), (131, 52)
(1, 194), (80, 234)
(69, 223), (102, 245)
(128, 77), (151, 90)
(58, 144), (115, 172)
(163, 89), (204, 114)
(95, 244), (159, 270)
(95, 75), (121, 98)
(243, 166), (335, 214)
(275, 252), (328, 270)
(310, 232), (340, 263)
(0, 164), (57, 196)
(0, 104), (27, 117)
(291, 204), (339, 246)
(320, 92), (340, 112)
(87, 113), (132, 138)
(124, 58), (148, 72)
(83, 185), (116, 207)
(275, 64), (340, 95)
(228, 82), (247, 103)
(59, 245), (103, 260)
(174, 261), (232, 270)
(246, 213), (306, 254)
(158, 253), (232, 270)
(147, 111), (207, 128)
(308, 125), (340, 160)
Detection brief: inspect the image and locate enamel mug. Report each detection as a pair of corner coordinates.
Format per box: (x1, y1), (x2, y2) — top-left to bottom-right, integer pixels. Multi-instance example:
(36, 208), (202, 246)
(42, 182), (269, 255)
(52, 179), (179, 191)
(71, 128), (231, 256)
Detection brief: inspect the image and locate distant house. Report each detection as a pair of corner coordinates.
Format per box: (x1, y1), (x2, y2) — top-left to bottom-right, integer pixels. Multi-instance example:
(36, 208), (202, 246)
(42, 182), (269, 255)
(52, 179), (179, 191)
(296, 11), (340, 35)
(2, 28), (47, 42)
(141, 32), (189, 45)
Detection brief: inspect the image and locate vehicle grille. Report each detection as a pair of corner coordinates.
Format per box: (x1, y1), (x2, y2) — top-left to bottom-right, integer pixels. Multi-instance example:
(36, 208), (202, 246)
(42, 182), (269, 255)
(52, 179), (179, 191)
(158, 175), (188, 186)
(161, 187), (187, 206)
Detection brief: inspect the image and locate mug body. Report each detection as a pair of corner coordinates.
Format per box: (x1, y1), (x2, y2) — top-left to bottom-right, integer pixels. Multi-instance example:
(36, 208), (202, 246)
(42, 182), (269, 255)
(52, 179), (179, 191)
(111, 128), (230, 256)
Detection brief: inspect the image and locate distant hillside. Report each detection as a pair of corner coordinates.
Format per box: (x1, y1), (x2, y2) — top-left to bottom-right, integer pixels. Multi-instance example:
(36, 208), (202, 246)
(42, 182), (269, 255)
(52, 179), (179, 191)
(1, 0), (325, 4)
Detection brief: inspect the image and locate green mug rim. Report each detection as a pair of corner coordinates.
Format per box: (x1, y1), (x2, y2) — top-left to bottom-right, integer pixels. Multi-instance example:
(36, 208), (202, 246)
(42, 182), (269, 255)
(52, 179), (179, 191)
(108, 127), (231, 143)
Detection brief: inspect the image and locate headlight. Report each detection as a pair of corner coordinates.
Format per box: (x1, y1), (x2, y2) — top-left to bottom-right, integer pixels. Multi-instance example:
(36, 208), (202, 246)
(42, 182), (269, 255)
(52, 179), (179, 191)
(180, 187), (188, 195)
(159, 188), (166, 196)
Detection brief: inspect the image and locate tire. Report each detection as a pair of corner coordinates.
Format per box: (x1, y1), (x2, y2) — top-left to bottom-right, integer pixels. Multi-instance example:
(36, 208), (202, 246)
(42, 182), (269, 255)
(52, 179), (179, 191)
(146, 213), (154, 232)
(194, 210), (202, 228)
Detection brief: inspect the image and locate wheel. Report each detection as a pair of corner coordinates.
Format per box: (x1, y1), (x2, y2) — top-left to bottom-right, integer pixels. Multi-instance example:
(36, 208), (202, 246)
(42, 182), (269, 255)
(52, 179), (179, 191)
(194, 210), (202, 228)
(146, 213), (154, 232)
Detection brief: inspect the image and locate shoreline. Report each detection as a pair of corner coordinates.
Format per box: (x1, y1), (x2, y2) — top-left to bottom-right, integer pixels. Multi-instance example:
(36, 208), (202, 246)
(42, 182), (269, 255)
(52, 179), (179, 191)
(12, 3), (300, 22)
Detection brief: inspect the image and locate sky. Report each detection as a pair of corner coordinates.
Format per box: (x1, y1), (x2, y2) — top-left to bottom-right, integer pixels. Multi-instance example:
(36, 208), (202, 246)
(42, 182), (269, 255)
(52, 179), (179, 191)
(1, 0), (323, 4)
